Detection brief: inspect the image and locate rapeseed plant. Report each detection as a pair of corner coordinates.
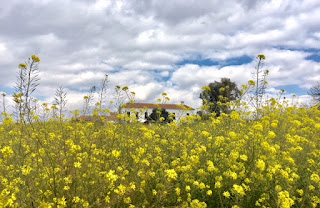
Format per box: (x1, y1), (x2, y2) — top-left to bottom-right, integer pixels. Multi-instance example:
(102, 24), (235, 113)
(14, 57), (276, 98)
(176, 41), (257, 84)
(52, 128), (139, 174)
(1, 57), (320, 207)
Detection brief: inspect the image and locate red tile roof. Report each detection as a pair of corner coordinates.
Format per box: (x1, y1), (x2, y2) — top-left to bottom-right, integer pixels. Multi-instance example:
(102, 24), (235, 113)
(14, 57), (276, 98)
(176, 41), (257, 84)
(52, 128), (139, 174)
(123, 103), (194, 110)
(78, 112), (119, 122)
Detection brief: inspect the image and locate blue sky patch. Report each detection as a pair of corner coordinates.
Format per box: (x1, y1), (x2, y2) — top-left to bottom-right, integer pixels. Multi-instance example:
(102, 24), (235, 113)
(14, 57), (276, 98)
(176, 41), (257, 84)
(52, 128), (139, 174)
(222, 55), (253, 66)
(0, 85), (49, 101)
(0, 85), (15, 95)
(306, 54), (320, 62)
(34, 95), (47, 101)
(276, 84), (307, 96)
(177, 55), (253, 67)
(153, 70), (172, 82)
(177, 58), (219, 66)
(275, 46), (320, 53)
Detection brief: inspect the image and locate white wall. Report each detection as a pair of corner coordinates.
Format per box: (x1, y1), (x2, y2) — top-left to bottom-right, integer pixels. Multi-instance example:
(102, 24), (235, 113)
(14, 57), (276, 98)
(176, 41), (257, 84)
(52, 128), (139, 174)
(122, 107), (194, 122)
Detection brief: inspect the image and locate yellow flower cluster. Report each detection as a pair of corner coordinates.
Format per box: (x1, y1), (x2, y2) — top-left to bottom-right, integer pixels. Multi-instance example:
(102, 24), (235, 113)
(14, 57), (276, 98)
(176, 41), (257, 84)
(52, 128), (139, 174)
(0, 100), (320, 207)
(31, 55), (40, 62)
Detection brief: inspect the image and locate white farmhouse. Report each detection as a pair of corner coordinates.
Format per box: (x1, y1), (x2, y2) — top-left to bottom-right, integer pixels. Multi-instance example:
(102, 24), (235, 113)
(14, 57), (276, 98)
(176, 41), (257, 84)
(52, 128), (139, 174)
(122, 101), (194, 122)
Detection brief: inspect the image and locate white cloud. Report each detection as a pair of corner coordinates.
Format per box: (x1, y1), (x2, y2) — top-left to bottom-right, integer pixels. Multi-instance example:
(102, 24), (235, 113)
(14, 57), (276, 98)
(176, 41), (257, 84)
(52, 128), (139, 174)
(123, 61), (173, 70)
(0, 0), (319, 113)
(0, 42), (15, 64)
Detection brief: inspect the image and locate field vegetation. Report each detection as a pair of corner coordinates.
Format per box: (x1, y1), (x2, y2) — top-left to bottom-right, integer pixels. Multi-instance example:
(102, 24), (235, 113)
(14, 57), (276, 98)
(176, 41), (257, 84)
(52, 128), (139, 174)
(0, 55), (320, 207)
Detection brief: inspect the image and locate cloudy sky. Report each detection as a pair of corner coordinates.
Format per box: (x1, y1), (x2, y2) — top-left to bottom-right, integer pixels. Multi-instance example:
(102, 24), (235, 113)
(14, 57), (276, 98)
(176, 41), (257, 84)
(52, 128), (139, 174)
(0, 0), (320, 112)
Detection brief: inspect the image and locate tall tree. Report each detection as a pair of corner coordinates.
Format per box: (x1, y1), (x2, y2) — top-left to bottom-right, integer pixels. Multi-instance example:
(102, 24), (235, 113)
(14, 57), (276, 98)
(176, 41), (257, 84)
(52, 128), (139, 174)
(308, 82), (320, 104)
(200, 78), (240, 116)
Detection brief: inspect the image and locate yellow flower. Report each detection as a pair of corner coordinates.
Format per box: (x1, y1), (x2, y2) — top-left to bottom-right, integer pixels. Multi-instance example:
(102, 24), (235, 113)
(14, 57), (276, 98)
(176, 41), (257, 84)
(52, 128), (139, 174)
(72, 196), (81, 203)
(202, 131), (210, 137)
(311, 173), (320, 183)
(175, 187), (181, 196)
(21, 165), (32, 175)
(229, 131), (237, 139)
(253, 124), (263, 131)
(112, 150), (121, 158)
(248, 80), (256, 86)
(1, 146), (14, 158)
(57, 197), (67, 207)
(296, 189), (303, 196)
(198, 182), (206, 189)
(275, 185), (282, 192)
(197, 169), (206, 176)
(74, 162), (81, 168)
(83, 201), (89, 207)
(268, 131), (276, 139)
(124, 197), (131, 204)
(185, 186), (191, 192)
(215, 181), (222, 189)
(165, 169), (178, 181)
(271, 122), (278, 128)
(207, 160), (218, 172)
(277, 191), (294, 208)
(64, 176), (72, 184)
(232, 184), (245, 196)
(240, 155), (248, 161)
(229, 151), (239, 160)
(257, 54), (266, 60)
(152, 189), (157, 196)
(19, 63), (27, 69)
(190, 199), (207, 208)
(31, 55), (40, 62)
(114, 184), (126, 195)
(202, 86), (211, 91)
(223, 191), (231, 198)
(256, 159), (266, 171)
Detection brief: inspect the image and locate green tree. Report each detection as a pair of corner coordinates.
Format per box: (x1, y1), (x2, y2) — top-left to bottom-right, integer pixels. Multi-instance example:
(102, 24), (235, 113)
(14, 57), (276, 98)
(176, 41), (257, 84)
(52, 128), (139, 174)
(148, 108), (170, 123)
(200, 78), (240, 116)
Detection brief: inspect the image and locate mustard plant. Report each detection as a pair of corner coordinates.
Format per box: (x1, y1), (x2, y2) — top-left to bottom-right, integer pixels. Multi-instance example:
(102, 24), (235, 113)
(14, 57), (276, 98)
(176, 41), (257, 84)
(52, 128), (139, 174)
(82, 86), (96, 116)
(114, 85), (135, 114)
(54, 86), (68, 121)
(248, 54), (269, 117)
(97, 74), (109, 113)
(14, 55), (40, 123)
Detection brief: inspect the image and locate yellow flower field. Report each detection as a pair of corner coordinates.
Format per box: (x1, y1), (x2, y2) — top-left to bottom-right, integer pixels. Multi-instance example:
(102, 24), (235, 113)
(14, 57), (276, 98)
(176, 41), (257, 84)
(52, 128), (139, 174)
(0, 103), (320, 207)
